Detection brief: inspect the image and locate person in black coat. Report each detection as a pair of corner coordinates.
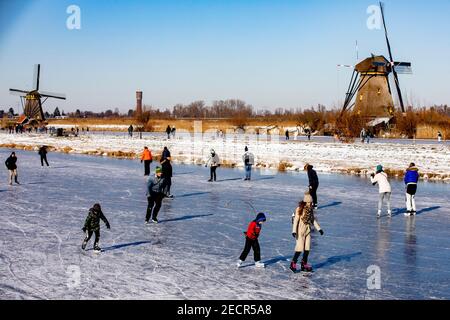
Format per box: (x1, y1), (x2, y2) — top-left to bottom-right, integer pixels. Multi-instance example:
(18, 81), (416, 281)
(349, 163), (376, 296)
(304, 163), (319, 208)
(38, 146), (49, 167)
(5, 152), (19, 185)
(160, 147), (173, 198)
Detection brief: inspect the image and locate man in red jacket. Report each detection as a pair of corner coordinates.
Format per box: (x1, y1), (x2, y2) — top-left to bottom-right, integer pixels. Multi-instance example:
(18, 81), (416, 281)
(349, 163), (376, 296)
(237, 212), (267, 268)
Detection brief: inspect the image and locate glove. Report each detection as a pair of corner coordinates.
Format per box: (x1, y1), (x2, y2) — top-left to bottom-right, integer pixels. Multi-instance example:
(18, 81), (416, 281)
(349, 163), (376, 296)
(292, 233), (297, 238)
(319, 230), (324, 236)
(82, 227), (86, 232)
(106, 223), (111, 230)
(370, 173), (375, 178)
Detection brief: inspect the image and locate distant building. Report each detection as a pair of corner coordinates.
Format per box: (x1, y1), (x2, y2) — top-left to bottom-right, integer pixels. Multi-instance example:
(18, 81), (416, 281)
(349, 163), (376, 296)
(136, 91), (143, 117)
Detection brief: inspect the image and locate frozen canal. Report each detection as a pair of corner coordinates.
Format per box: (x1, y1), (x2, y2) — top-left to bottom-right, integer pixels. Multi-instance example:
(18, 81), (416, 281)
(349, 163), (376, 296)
(0, 149), (449, 300)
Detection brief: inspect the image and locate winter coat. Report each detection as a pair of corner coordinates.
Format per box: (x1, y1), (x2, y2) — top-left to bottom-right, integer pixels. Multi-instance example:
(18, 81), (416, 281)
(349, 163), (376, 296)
(404, 167), (419, 185)
(147, 175), (167, 195)
(307, 166), (319, 188)
(292, 205), (321, 252)
(5, 156), (17, 170)
(161, 149), (171, 161)
(242, 152), (255, 166)
(245, 222), (262, 240)
(38, 147), (47, 156)
(83, 208), (110, 232)
(371, 172), (392, 193)
(141, 149), (153, 161)
(206, 153), (220, 167)
(161, 161), (173, 178)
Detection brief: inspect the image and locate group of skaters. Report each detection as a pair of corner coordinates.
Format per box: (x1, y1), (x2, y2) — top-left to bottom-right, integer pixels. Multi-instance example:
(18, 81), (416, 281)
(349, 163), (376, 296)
(165, 125), (176, 139)
(2, 142), (425, 266)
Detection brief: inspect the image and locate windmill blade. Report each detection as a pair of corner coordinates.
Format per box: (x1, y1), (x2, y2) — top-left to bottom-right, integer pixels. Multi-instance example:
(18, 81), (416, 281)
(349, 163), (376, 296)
(39, 91), (66, 100)
(33, 64), (41, 91)
(393, 62), (413, 74)
(9, 89), (29, 96)
(380, 1), (405, 113)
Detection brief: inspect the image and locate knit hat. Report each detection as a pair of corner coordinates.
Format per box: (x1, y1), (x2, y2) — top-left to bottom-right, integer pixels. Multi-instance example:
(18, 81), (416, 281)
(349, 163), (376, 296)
(93, 203), (101, 211)
(255, 212), (267, 223)
(376, 165), (383, 172)
(155, 166), (162, 174)
(303, 192), (313, 203)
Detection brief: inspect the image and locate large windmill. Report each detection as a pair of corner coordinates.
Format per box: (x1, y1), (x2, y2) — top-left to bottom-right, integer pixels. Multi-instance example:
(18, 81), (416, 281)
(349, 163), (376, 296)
(340, 2), (412, 118)
(9, 64), (66, 124)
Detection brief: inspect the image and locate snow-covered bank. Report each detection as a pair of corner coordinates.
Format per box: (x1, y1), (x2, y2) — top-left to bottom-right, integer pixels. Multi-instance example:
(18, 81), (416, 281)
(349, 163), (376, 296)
(1, 132), (449, 181)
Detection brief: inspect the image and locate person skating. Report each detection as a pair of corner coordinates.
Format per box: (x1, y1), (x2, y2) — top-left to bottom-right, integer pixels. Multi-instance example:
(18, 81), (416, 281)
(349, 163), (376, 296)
(371, 165), (392, 218)
(404, 163), (419, 216)
(38, 145), (49, 167)
(160, 147), (173, 198)
(285, 129), (290, 141)
(166, 125), (172, 139)
(82, 203), (110, 253)
(128, 125), (134, 138)
(437, 131), (443, 143)
(5, 152), (19, 185)
(242, 146), (255, 181)
(205, 149), (220, 182)
(145, 167), (167, 224)
(140, 147), (153, 176)
(237, 212), (267, 269)
(290, 192), (324, 273)
(304, 163), (319, 209)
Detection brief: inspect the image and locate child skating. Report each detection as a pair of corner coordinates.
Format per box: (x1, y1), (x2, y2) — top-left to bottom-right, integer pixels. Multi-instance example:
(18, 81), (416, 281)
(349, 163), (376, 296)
(290, 192), (324, 273)
(82, 203), (110, 253)
(237, 212), (267, 269)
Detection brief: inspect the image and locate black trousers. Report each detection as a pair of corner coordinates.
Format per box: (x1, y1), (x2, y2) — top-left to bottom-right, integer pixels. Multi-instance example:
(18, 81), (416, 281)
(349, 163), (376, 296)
(407, 184), (417, 195)
(144, 160), (152, 176)
(164, 177), (172, 195)
(239, 238), (261, 262)
(146, 193), (164, 221)
(210, 166), (217, 181)
(40, 155), (49, 166)
(310, 185), (318, 206)
(84, 230), (100, 245)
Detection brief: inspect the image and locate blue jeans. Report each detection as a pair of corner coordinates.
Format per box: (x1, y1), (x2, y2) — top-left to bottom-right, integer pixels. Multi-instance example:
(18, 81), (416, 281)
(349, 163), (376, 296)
(245, 164), (252, 180)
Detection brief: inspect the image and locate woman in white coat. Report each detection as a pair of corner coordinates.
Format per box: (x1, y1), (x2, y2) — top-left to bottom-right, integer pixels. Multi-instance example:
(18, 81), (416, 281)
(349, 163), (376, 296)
(370, 165), (392, 218)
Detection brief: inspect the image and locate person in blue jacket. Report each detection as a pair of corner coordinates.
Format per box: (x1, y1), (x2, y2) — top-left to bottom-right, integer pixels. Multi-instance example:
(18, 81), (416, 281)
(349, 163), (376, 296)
(404, 163), (419, 216)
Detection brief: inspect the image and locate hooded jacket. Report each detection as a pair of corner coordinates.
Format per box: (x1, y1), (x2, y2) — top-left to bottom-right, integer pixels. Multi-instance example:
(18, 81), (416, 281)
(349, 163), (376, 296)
(245, 213), (266, 240)
(404, 167), (419, 185)
(206, 153), (220, 167)
(83, 207), (110, 232)
(242, 151), (255, 166)
(5, 156), (17, 170)
(306, 165), (319, 188)
(147, 175), (167, 195)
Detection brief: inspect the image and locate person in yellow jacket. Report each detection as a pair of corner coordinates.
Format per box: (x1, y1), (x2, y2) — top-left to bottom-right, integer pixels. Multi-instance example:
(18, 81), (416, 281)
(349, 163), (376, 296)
(290, 192), (324, 273)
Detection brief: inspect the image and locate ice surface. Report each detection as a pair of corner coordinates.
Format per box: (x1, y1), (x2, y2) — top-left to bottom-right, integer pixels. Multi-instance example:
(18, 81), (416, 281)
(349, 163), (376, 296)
(0, 149), (449, 300)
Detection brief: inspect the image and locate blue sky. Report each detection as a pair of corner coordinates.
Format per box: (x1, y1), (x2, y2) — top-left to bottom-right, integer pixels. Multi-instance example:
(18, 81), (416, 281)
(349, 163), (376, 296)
(1, 0), (449, 113)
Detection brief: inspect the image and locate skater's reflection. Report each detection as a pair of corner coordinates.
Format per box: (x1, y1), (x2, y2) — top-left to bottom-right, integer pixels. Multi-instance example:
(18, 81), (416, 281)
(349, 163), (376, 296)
(404, 217), (417, 267)
(375, 219), (392, 262)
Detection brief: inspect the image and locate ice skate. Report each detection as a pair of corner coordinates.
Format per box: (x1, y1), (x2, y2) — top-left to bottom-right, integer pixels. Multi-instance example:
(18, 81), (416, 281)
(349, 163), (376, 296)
(377, 210), (382, 218)
(152, 219), (159, 224)
(387, 210), (392, 217)
(301, 261), (313, 273)
(290, 261), (297, 273)
(255, 261), (265, 269)
(93, 245), (102, 253)
(81, 240), (88, 250)
(236, 260), (243, 268)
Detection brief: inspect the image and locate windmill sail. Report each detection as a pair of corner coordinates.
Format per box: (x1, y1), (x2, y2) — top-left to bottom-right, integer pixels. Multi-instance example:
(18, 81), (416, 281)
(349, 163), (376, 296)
(380, 1), (405, 113)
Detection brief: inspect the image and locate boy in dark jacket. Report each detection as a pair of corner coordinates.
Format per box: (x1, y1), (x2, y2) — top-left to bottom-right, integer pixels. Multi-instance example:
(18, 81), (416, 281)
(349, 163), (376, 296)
(304, 163), (319, 209)
(82, 203), (110, 252)
(145, 167), (167, 224)
(38, 146), (49, 167)
(404, 163), (419, 216)
(237, 212), (267, 268)
(160, 147), (173, 198)
(5, 152), (19, 185)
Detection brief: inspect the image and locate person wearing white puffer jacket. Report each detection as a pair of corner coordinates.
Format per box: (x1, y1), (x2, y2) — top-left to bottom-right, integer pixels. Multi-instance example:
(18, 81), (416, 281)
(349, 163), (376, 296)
(370, 165), (392, 218)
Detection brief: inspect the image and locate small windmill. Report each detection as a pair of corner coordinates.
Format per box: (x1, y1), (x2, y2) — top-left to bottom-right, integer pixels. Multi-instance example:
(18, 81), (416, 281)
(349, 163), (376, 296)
(339, 2), (412, 118)
(9, 64), (66, 124)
